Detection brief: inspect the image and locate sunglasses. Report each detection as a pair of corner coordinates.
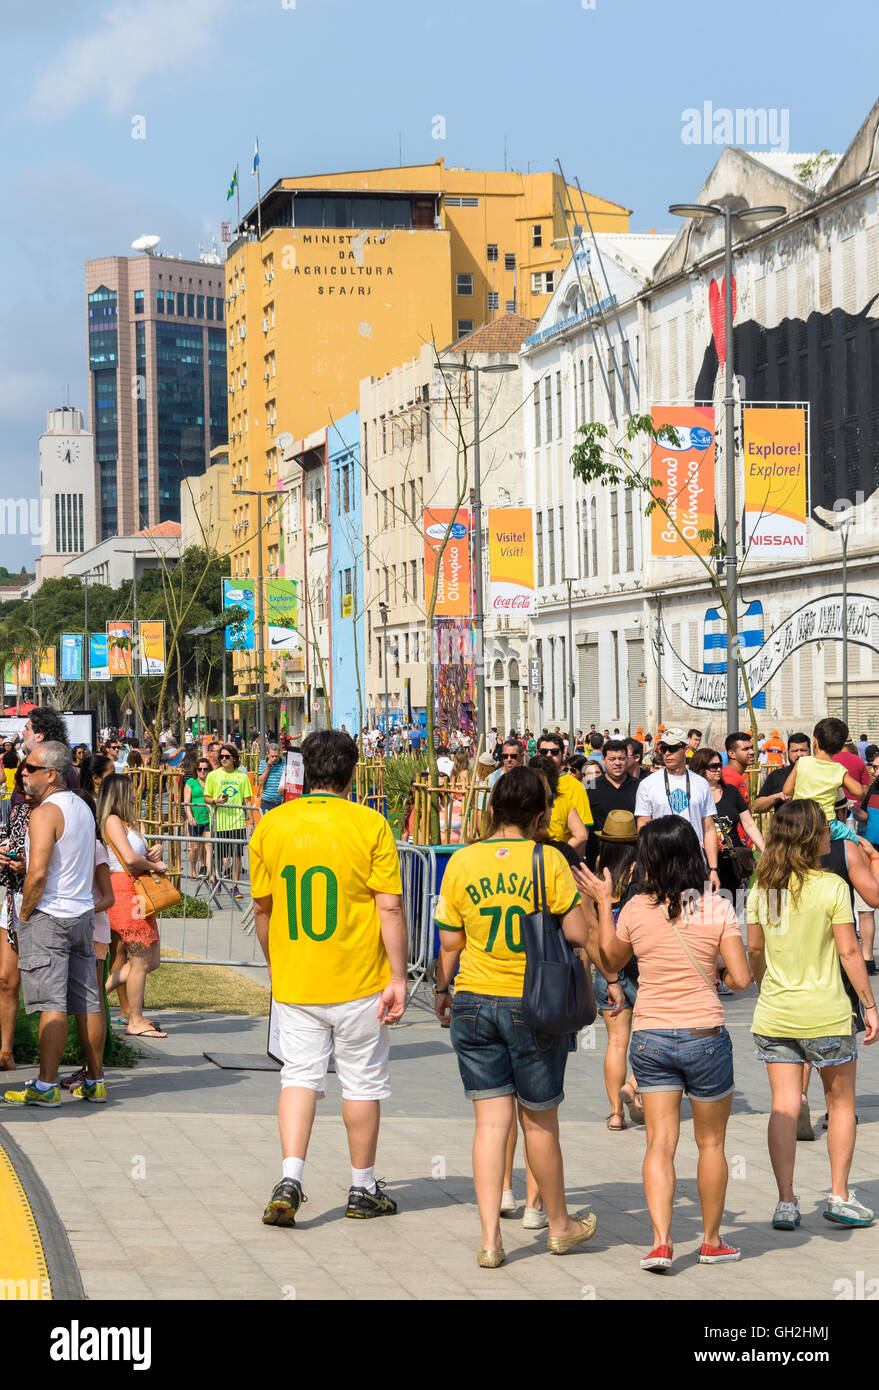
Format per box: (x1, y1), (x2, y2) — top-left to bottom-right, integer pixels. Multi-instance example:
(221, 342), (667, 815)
(220, 754), (234, 761)
(660, 743), (686, 752)
(22, 762), (48, 774)
(706, 762), (723, 770)
(538, 748), (561, 758)
(502, 753), (520, 762)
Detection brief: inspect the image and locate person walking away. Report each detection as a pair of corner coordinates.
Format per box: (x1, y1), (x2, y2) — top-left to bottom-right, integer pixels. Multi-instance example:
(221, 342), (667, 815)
(783, 718), (865, 845)
(435, 766), (598, 1266)
(99, 774), (169, 1041)
(3, 743), (106, 1106)
(575, 817), (751, 1270)
(251, 730), (408, 1227)
(747, 800), (879, 1229)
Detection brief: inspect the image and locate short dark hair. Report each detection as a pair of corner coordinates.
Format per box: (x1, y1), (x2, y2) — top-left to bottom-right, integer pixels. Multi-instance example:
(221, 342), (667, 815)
(603, 738), (629, 755)
(536, 732), (564, 755)
(724, 730), (752, 754)
(528, 753), (560, 801)
(589, 732), (604, 750)
(787, 732), (811, 749)
(484, 765), (547, 836)
(28, 707), (69, 745)
(502, 739), (523, 755)
(627, 738), (643, 759)
(301, 730), (358, 793)
(814, 717), (847, 755)
(634, 816), (709, 920)
(866, 744), (879, 764)
(687, 728), (702, 739)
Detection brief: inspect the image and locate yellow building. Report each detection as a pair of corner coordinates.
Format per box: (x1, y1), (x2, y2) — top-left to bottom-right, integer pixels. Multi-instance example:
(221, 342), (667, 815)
(180, 446), (230, 554)
(226, 159), (629, 703)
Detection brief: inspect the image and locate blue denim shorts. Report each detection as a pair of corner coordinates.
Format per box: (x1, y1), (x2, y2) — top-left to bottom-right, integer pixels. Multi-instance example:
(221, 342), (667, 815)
(594, 969), (638, 1013)
(752, 1032), (858, 1067)
(630, 1027), (735, 1101)
(450, 991), (567, 1110)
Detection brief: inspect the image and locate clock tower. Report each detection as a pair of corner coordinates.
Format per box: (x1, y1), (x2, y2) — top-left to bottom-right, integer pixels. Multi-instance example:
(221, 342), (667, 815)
(35, 406), (97, 587)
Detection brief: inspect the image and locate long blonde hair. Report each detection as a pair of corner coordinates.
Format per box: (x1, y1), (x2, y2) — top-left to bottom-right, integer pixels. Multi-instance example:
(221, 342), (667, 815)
(96, 772), (137, 844)
(754, 798), (826, 909)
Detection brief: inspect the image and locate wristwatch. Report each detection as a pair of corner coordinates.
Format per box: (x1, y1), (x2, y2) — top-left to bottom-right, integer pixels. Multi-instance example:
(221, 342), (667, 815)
(433, 984), (452, 995)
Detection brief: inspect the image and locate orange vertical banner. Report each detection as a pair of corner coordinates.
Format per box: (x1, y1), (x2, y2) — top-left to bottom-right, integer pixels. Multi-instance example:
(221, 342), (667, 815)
(423, 508), (471, 617)
(649, 406), (716, 558)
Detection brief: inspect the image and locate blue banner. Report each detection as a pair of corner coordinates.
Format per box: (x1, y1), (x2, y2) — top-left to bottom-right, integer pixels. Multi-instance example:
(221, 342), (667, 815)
(89, 634), (110, 681)
(60, 633), (84, 682)
(223, 579), (255, 651)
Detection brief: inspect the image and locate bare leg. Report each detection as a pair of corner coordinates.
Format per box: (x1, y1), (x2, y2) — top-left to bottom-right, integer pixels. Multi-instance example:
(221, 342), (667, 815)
(107, 930), (130, 1016)
(601, 1007), (633, 1119)
(691, 1094), (733, 1247)
(0, 931), (20, 1058)
(641, 1091), (682, 1247)
(37, 1011), (68, 1084)
(518, 1104), (586, 1242)
(472, 1096), (513, 1253)
(125, 942), (161, 1031)
(859, 909), (876, 964)
(820, 1060), (858, 1199)
(766, 1062), (802, 1202)
(74, 1013), (105, 1080)
(279, 1085), (318, 1159)
(342, 1099), (381, 1168)
(503, 1112), (516, 1189)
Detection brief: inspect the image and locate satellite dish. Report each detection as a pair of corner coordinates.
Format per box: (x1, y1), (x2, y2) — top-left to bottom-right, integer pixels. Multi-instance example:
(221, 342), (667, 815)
(275, 433), (294, 450)
(131, 234), (161, 254)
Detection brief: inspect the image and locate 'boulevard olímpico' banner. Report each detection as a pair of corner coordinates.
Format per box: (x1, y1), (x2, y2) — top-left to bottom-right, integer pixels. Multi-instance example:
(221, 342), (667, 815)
(488, 508), (536, 615)
(107, 621), (133, 677)
(423, 508), (471, 617)
(742, 405), (808, 556)
(649, 406), (716, 558)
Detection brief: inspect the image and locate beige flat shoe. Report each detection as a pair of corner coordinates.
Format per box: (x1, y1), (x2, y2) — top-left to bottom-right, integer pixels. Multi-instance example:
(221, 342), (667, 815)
(477, 1248), (505, 1268)
(0, 1053), (16, 1071)
(547, 1212), (598, 1254)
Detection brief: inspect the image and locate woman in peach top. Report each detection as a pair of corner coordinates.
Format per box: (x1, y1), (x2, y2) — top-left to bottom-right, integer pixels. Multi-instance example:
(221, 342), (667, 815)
(576, 816), (750, 1273)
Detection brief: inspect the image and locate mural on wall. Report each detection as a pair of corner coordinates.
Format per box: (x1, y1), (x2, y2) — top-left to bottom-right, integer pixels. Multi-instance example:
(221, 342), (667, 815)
(434, 618), (475, 739)
(703, 601), (766, 711)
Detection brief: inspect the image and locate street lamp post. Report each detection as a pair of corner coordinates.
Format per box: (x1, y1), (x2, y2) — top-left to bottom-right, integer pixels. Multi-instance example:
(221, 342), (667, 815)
(669, 200), (785, 735)
(234, 482), (297, 760)
(840, 518), (852, 727)
(379, 601), (389, 733)
(438, 359), (517, 748)
(565, 576), (575, 744)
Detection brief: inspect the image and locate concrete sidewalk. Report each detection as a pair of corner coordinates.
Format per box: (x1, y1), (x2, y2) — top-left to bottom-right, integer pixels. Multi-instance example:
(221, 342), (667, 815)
(3, 990), (879, 1300)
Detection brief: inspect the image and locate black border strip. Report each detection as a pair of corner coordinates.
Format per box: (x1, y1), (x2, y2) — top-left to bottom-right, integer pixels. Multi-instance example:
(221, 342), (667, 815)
(0, 1123), (85, 1302)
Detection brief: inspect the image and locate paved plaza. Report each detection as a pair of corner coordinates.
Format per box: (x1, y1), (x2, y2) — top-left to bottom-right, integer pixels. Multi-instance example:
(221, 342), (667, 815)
(2, 984), (879, 1302)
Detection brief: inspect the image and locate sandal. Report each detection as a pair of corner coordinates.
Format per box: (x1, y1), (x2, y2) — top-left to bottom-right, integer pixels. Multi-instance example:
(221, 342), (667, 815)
(126, 1025), (168, 1039)
(116, 1013), (131, 1026)
(620, 1083), (645, 1124)
(606, 1113), (627, 1130)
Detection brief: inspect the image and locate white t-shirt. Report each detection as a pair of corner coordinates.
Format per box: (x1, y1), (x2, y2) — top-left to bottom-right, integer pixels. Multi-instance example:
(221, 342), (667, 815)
(93, 841), (112, 945)
(634, 767), (716, 844)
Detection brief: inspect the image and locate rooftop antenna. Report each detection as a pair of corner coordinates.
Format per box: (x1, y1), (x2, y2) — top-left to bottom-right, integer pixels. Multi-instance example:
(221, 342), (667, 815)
(398, 131), (402, 167)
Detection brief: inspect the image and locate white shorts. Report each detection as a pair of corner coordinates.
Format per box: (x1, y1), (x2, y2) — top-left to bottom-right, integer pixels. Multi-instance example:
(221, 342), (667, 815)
(854, 891), (877, 916)
(275, 991), (391, 1101)
(93, 911), (112, 946)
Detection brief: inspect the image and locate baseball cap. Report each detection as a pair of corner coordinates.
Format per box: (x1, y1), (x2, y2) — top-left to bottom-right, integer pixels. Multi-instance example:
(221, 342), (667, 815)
(657, 726), (687, 747)
(477, 751), (497, 768)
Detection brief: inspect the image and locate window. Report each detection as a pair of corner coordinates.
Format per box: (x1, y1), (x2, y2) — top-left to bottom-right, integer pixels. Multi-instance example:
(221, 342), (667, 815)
(342, 462), (351, 513)
(531, 271), (555, 295)
(588, 357), (595, 418)
(580, 497), (588, 577)
(559, 505), (565, 579)
(156, 290), (165, 314)
(578, 360), (585, 426)
(382, 489), (388, 527)
(487, 291), (499, 311)
(196, 295), (204, 318)
(456, 320), (474, 337)
(487, 244), (498, 261)
(409, 478), (416, 516)
(206, 297), (214, 320)
(384, 567), (390, 603)
(590, 497), (598, 577)
(547, 509), (556, 585)
(536, 510), (544, 586)
(504, 253), (516, 270)
(505, 300), (516, 312)
(544, 376), (552, 442)
(166, 291), (174, 315)
(377, 635), (383, 679)
(177, 293), (185, 316)
(411, 559), (418, 601)
(610, 490), (619, 573)
(456, 274), (473, 296)
(533, 385), (541, 448)
(549, 638), (555, 717)
(608, 351), (616, 417)
(133, 289), (144, 315)
(404, 633), (410, 664)
(445, 196), (479, 208)
(555, 371), (562, 440)
(380, 415), (387, 453)
(532, 225), (542, 247)
(215, 297), (224, 322)
(187, 294), (195, 317)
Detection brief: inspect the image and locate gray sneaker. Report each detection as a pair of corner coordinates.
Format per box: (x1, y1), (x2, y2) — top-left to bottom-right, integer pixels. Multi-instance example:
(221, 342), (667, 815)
(772, 1199), (800, 1230)
(823, 1191), (875, 1227)
(522, 1206), (549, 1230)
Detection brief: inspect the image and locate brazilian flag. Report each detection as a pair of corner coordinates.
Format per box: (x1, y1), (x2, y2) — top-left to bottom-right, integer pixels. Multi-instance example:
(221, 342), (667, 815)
(226, 169), (238, 201)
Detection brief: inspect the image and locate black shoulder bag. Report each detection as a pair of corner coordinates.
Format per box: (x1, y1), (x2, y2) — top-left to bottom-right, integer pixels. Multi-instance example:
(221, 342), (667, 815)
(520, 843), (596, 1035)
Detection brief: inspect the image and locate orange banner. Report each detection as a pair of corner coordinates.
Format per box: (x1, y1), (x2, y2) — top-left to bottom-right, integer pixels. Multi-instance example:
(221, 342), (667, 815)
(423, 508), (471, 617)
(107, 621), (133, 676)
(743, 406), (808, 556)
(649, 406), (716, 558)
(488, 508), (535, 614)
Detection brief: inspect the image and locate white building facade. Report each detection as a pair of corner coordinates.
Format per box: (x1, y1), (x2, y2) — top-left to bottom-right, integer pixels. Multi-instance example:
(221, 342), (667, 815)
(35, 407), (97, 587)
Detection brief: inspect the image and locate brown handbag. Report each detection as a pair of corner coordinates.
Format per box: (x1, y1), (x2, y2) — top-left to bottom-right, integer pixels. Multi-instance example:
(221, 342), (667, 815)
(133, 870), (181, 917)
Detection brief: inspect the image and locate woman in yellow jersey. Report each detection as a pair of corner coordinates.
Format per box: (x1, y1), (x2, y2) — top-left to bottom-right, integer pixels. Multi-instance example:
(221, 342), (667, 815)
(434, 766), (598, 1268)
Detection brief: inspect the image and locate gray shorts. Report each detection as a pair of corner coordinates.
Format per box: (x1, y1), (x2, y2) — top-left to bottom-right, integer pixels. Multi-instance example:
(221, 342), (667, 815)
(17, 908), (99, 1015)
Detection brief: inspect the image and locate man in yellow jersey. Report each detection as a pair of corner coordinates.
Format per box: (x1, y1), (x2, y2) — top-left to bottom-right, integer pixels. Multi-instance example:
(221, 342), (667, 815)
(536, 733), (593, 854)
(250, 729), (408, 1228)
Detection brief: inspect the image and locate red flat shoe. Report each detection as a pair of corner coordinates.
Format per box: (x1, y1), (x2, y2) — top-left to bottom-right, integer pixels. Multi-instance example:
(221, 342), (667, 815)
(641, 1243), (673, 1272)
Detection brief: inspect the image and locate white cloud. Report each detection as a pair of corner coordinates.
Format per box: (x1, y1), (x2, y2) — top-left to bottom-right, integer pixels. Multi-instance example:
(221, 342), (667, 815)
(28, 0), (231, 122)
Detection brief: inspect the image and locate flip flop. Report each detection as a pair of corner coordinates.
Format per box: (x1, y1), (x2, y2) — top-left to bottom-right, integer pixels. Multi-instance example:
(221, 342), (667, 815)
(620, 1083), (645, 1124)
(126, 1026), (168, 1039)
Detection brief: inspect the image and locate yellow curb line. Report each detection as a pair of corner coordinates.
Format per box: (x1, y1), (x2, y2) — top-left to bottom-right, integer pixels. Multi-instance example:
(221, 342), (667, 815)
(0, 1141), (52, 1299)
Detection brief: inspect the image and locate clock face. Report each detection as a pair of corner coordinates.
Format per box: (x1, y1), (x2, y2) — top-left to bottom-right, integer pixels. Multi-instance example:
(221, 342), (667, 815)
(54, 439), (81, 466)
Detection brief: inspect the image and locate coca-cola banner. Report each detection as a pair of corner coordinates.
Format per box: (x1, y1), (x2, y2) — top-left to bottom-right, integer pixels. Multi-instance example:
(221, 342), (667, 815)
(423, 508), (472, 617)
(488, 508), (536, 615)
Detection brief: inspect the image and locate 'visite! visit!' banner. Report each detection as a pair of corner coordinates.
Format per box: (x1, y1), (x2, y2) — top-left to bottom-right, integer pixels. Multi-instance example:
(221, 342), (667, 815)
(488, 508), (535, 614)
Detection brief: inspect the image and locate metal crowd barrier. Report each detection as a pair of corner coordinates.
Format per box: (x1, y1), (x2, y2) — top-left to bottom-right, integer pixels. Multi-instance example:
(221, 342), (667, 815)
(396, 842), (438, 999)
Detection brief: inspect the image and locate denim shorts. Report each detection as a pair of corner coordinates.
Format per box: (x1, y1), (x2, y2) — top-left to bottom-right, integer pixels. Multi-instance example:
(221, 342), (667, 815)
(630, 1027), (735, 1101)
(753, 1032), (858, 1067)
(594, 969), (638, 1013)
(450, 991), (567, 1110)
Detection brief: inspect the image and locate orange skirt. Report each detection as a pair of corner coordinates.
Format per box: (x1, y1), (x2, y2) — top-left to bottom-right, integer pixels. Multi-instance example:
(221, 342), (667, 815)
(107, 871), (159, 947)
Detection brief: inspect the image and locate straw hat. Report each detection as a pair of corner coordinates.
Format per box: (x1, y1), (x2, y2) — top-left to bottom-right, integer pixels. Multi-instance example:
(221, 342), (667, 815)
(478, 751), (497, 768)
(596, 809), (638, 843)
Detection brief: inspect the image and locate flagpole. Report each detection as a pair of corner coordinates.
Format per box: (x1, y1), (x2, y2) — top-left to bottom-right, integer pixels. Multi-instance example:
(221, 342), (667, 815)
(236, 163), (240, 229)
(256, 142), (262, 239)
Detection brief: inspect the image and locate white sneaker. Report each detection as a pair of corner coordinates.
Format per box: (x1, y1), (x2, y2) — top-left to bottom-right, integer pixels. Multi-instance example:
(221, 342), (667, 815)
(772, 1199), (800, 1230)
(824, 1190), (875, 1227)
(522, 1206), (549, 1230)
(500, 1188), (517, 1217)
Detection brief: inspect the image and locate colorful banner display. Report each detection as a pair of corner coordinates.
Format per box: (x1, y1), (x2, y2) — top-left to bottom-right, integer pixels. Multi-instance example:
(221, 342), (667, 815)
(3, 665), (14, 696)
(140, 621), (166, 675)
(649, 406), (716, 558)
(39, 647), (56, 688)
(266, 578), (299, 650)
(60, 634), (83, 682)
(488, 508), (536, 615)
(223, 579), (256, 651)
(423, 508), (471, 618)
(15, 657), (31, 688)
(107, 621), (133, 676)
(742, 406), (808, 555)
(89, 634), (110, 681)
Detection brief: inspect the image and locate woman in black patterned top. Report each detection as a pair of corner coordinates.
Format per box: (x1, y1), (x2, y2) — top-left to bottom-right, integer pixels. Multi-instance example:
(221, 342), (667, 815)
(0, 765), (34, 1069)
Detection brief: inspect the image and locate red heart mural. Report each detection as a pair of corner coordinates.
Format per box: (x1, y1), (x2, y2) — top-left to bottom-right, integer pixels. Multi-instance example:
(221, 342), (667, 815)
(708, 275), (737, 367)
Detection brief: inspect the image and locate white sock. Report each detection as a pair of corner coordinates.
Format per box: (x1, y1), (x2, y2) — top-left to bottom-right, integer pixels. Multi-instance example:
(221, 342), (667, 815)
(351, 1166), (376, 1193)
(282, 1157), (305, 1183)
(34, 1078), (56, 1092)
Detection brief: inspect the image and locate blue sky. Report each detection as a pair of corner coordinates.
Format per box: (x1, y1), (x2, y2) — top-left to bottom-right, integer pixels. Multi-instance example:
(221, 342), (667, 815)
(1, 0), (875, 569)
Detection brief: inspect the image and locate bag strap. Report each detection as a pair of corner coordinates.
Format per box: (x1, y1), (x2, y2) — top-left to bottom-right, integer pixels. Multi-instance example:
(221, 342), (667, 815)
(531, 841), (547, 914)
(659, 901), (716, 992)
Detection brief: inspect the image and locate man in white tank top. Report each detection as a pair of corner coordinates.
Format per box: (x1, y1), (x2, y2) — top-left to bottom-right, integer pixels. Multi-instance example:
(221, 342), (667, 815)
(3, 741), (105, 1107)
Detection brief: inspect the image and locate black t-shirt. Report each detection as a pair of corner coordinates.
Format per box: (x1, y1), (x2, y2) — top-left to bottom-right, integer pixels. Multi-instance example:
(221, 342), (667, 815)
(758, 764), (792, 801)
(714, 783), (748, 852)
(587, 773), (638, 833)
